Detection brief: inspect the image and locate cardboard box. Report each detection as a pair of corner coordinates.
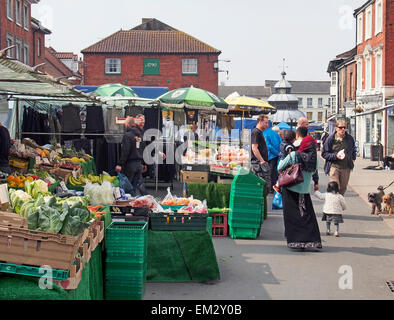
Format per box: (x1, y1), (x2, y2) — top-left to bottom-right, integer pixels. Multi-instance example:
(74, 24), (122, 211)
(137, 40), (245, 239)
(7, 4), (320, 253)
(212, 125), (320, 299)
(0, 211), (27, 228)
(181, 170), (209, 183)
(217, 176), (233, 184)
(89, 220), (104, 252)
(0, 226), (89, 270)
(52, 256), (83, 290)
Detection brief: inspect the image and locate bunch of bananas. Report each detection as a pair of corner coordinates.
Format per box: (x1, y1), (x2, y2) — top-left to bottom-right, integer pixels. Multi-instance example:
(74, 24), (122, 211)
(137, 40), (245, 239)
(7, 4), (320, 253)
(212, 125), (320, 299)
(68, 174), (116, 186)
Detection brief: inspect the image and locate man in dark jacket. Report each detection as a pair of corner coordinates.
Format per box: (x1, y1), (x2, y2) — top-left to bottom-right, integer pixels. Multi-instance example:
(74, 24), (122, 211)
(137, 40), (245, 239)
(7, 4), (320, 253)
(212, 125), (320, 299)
(115, 117), (145, 196)
(321, 119), (356, 195)
(0, 122), (11, 174)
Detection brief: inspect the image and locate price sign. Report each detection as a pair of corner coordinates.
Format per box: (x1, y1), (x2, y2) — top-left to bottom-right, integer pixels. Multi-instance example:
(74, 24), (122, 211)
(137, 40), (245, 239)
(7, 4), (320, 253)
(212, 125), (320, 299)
(72, 170), (77, 179)
(49, 151), (57, 161)
(187, 166), (192, 171)
(0, 184), (10, 204)
(114, 187), (121, 199)
(43, 158), (50, 164)
(60, 181), (68, 192)
(35, 156), (41, 165)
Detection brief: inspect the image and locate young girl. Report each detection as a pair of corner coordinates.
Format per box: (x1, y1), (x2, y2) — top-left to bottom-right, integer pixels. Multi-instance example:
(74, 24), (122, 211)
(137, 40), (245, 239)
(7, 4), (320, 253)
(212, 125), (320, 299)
(314, 181), (346, 237)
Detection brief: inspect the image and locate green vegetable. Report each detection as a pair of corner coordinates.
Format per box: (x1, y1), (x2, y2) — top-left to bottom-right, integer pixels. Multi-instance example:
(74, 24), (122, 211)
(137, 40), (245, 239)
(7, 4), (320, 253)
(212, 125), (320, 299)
(36, 205), (67, 233)
(60, 203), (90, 236)
(25, 180), (50, 199)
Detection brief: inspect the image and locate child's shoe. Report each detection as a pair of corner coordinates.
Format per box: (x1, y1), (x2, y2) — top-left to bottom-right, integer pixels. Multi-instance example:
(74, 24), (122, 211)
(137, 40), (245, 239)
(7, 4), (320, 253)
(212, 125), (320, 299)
(326, 230), (331, 235)
(334, 231), (339, 237)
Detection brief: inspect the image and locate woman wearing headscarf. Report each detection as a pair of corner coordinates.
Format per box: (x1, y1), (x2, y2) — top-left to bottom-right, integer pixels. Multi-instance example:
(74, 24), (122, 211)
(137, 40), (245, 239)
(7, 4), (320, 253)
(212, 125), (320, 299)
(278, 126), (322, 250)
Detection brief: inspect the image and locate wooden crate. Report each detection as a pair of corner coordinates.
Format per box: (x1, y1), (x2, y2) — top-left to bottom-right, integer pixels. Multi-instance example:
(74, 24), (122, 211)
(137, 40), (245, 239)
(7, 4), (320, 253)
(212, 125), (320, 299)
(180, 170), (209, 183)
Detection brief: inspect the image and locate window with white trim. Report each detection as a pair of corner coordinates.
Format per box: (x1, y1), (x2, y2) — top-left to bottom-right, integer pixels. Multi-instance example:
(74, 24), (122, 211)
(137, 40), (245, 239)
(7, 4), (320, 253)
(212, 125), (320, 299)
(7, 0), (13, 20)
(105, 58), (121, 74)
(306, 112), (313, 121)
(318, 112), (323, 122)
(182, 59), (198, 74)
(307, 98), (313, 108)
(365, 6), (372, 40)
(23, 3), (29, 30)
(331, 72), (337, 86)
(318, 98), (323, 107)
(298, 98), (303, 106)
(375, 0), (383, 35)
(6, 34), (14, 58)
(365, 56), (371, 90)
(375, 53), (382, 89)
(23, 44), (29, 65)
(15, 38), (22, 61)
(357, 61), (363, 91)
(15, 0), (22, 26)
(357, 14), (363, 44)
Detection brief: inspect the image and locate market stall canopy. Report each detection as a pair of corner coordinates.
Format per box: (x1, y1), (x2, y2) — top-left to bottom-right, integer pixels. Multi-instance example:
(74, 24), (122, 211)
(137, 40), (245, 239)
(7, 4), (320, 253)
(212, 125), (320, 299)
(154, 86), (228, 112)
(225, 95), (276, 115)
(0, 57), (97, 102)
(276, 121), (291, 130)
(93, 83), (139, 98)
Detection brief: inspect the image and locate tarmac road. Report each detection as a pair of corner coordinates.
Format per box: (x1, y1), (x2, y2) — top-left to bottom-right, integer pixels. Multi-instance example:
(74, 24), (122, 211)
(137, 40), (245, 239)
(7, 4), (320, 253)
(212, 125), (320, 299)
(145, 155), (394, 300)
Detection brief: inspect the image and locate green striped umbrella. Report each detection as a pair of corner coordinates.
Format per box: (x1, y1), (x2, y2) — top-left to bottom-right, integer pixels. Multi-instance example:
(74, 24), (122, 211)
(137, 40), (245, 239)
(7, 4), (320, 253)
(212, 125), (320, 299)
(93, 83), (139, 97)
(155, 86), (228, 112)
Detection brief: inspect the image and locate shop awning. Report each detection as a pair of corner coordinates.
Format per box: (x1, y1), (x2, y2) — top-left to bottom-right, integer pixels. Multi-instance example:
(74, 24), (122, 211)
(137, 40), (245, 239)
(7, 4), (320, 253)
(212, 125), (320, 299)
(0, 57), (98, 103)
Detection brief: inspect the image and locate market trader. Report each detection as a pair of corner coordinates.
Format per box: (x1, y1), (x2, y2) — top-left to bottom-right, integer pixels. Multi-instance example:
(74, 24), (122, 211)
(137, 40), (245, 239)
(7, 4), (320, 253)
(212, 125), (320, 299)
(115, 117), (145, 196)
(0, 122), (11, 174)
(183, 123), (199, 155)
(251, 114), (271, 192)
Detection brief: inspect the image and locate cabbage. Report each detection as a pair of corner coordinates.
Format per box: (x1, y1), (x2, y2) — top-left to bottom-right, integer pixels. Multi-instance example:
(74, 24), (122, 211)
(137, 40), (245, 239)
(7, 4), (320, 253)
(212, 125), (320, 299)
(25, 180), (49, 199)
(84, 181), (114, 206)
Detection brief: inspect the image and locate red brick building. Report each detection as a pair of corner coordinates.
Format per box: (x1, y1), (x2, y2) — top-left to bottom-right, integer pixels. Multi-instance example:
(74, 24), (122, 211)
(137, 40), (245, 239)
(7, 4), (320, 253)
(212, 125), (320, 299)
(81, 18), (222, 94)
(353, 0), (394, 158)
(0, 0), (49, 67)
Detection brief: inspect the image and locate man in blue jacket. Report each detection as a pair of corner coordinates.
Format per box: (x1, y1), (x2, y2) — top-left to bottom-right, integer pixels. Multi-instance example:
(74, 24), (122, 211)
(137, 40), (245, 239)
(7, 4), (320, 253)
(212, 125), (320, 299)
(263, 125), (282, 193)
(321, 119), (356, 195)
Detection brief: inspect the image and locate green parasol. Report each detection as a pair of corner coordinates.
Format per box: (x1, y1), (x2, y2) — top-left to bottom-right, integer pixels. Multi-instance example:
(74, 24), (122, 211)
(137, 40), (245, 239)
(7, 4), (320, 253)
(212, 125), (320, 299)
(93, 83), (139, 97)
(155, 86), (228, 112)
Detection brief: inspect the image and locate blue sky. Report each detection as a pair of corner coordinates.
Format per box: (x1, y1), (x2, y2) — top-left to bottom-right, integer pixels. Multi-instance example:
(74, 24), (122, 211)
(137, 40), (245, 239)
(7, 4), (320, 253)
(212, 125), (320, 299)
(32, 0), (367, 85)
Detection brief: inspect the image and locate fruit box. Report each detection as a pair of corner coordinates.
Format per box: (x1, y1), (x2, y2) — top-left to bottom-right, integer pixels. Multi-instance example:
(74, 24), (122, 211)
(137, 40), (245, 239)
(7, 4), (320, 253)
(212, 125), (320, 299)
(52, 254), (84, 290)
(88, 220), (104, 252)
(180, 170), (209, 183)
(0, 211), (27, 229)
(0, 226), (89, 270)
(50, 167), (81, 182)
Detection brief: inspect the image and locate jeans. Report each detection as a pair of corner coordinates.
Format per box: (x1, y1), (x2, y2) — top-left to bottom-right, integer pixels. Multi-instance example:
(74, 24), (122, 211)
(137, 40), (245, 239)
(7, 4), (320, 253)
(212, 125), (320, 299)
(251, 160), (271, 191)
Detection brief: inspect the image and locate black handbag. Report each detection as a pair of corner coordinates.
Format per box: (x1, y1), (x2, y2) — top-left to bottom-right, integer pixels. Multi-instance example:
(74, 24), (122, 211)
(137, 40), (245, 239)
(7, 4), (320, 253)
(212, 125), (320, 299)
(278, 153), (304, 188)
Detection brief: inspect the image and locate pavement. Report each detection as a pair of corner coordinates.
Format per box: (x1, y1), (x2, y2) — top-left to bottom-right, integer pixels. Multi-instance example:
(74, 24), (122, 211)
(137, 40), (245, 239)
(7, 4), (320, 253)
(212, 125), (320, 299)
(345, 154), (394, 231)
(144, 155), (394, 300)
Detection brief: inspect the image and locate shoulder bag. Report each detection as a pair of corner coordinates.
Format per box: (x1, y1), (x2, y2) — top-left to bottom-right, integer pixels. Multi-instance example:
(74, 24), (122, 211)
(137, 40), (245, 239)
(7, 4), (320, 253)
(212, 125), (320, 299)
(277, 152), (304, 188)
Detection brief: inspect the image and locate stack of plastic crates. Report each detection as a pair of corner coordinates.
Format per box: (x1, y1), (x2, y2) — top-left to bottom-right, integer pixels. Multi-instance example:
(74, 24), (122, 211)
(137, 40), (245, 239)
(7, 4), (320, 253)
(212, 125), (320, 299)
(228, 166), (266, 239)
(104, 221), (148, 300)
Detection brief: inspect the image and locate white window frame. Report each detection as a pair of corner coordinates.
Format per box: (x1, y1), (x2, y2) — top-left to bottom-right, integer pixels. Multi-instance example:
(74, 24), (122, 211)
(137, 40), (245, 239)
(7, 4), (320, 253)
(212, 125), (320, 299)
(365, 5), (372, 40)
(365, 56), (371, 91)
(317, 112), (323, 122)
(318, 98), (323, 108)
(375, 52), (382, 89)
(307, 97), (313, 108)
(15, 0), (22, 26)
(23, 3), (29, 31)
(7, 0), (14, 21)
(298, 98), (303, 106)
(6, 34), (14, 58)
(331, 72), (337, 86)
(357, 13), (363, 45)
(15, 38), (22, 61)
(37, 37), (41, 57)
(105, 58), (121, 74)
(357, 60), (363, 92)
(23, 43), (29, 65)
(182, 58), (198, 74)
(375, 0), (383, 35)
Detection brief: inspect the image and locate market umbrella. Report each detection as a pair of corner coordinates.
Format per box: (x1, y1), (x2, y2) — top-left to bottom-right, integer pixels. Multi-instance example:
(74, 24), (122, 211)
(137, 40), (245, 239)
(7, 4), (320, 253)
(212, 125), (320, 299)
(93, 83), (139, 97)
(276, 121), (291, 130)
(155, 86), (228, 112)
(225, 95), (276, 116)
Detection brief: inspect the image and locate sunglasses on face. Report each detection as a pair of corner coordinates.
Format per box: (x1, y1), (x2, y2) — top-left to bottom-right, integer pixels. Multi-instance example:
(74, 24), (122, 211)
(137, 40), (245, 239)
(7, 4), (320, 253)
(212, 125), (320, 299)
(337, 126), (346, 129)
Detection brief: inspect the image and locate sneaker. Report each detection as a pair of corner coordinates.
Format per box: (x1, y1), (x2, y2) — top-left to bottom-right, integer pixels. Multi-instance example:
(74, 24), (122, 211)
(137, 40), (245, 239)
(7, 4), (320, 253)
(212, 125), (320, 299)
(273, 185), (280, 193)
(334, 231), (339, 237)
(326, 230), (331, 235)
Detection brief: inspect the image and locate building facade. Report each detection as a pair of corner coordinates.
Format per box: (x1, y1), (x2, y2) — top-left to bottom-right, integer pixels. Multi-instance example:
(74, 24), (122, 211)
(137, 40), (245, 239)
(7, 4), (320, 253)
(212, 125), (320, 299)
(353, 0), (394, 158)
(81, 19), (221, 94)
(265, 79), (330, 125)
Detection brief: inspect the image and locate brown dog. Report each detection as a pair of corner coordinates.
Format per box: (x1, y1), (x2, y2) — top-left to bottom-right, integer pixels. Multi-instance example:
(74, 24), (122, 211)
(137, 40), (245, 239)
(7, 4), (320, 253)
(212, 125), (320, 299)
(382, 193), (394, 216)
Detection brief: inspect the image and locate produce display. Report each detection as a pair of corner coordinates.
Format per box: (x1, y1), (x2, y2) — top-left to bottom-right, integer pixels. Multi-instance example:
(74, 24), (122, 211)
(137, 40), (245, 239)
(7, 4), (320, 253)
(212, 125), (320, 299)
(68, 173), (116, 186)
(84, 181), (115, 206)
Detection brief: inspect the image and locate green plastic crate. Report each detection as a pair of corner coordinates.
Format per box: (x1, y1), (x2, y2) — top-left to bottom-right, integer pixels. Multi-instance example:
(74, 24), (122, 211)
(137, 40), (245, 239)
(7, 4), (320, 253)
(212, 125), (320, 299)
(0, 262), (69, 280)
(229, 225), (261, 239)
(161, 205), (184, 211)
(149, 213), (208, 231)
(206, 217), (212, 237)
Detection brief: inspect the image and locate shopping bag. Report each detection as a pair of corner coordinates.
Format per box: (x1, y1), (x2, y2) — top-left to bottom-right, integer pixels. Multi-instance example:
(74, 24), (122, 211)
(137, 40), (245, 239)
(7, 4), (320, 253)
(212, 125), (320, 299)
(272, 191), (283, 210)
(117, 173), (135, 195)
